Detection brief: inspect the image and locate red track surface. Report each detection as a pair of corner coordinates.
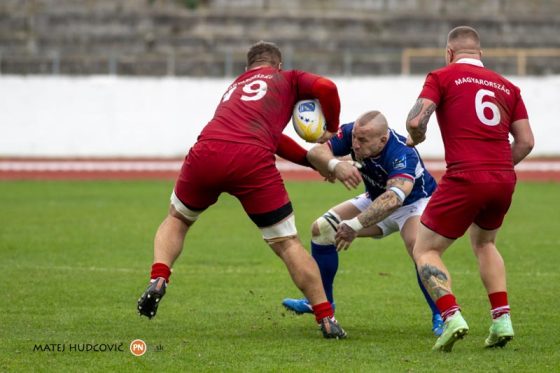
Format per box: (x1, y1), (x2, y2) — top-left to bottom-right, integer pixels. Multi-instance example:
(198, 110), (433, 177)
(1, 158), (559, 181)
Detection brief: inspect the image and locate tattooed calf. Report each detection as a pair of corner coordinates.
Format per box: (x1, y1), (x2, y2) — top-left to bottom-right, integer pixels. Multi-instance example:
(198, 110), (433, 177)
(419, 264), (452, 300)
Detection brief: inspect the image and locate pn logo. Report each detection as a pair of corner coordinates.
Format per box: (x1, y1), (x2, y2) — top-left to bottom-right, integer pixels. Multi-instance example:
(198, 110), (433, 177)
(129, 339), (147, 356)
(298, 102), (316, 112)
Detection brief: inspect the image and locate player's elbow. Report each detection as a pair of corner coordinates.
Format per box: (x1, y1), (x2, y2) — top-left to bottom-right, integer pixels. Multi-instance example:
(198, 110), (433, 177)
(515, 135), (535, 155)
(522, 137), (535, 154)
(521, 142), (534, 158)
(393, 196), (404, 209)
(406, 118), (420, 132)
(385, 191), (404, 210)
(313, 77), (337, 95)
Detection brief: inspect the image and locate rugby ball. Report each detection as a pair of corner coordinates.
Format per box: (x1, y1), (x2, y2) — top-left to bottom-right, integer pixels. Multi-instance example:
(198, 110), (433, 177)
(292, 99), (326, 143)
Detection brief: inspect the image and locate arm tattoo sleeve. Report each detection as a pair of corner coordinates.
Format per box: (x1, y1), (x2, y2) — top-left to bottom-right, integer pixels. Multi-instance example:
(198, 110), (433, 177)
(357, 191), (400, 228)
(357, 177), (412, 228)
(386, 177), (413, 200)
(419, 264), (452, 300)
(406, 99), (423, 123)
(417, 103), (436, 135)
(407, 99), (436, 142)
(386, 177), (411, 189)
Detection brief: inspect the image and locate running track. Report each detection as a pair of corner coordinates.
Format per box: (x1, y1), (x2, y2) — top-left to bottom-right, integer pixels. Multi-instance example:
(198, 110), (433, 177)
(1, 158), (559, 181)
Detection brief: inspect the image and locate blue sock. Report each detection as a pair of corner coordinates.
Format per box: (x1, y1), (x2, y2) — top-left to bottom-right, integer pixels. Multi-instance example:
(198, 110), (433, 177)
(311, 241), (338, 304)
(416, 266), (440, 316)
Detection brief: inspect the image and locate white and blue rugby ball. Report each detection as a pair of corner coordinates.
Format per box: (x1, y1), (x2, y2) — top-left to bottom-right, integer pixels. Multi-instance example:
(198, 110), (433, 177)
(292, 99), (326, 143)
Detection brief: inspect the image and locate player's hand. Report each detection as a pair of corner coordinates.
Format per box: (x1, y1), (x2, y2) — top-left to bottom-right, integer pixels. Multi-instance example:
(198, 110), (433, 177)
(406, 134), (425, 147)
(333, 162), (362, 190)
(316, 131), (336, 144)
(314, 165), (337, 183)
(335, 223), (358, 251)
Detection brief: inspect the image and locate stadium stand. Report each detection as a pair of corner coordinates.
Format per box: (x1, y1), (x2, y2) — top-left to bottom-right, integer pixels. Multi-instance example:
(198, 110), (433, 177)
(1, 0), (560, 76)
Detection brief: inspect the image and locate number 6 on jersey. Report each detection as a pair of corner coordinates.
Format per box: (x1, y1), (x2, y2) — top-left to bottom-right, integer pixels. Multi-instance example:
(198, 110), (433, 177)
(475, 89), (501, 126)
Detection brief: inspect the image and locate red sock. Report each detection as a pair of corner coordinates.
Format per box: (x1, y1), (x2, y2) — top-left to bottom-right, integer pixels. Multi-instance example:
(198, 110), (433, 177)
(488, 291), (510, 319)
(312, 301), (334, 323)
(151, 262), (171, 283)
(436, 294), (460, 321)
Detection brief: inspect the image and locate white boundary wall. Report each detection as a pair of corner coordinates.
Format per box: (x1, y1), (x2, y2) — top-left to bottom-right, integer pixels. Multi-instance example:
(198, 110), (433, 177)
(1, 76), (558, 157)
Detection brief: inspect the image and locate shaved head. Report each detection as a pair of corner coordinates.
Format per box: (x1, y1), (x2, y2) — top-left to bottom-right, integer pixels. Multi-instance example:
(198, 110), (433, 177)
(355, 110), (388, 135)
(445, 26), (481, 64)
(447, 26), (480, 51)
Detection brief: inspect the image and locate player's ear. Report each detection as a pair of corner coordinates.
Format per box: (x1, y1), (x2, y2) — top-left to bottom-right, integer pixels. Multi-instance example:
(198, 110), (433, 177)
(278, 62), (283, 70)
(381, 134), (389, 144)
(446, 48), (453, 64)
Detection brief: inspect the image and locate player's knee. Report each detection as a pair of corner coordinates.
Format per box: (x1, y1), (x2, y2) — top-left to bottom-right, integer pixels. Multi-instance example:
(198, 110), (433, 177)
(311, 210), (341, 245)
(311, 220), (320, 237)
(472, 241), (497, 256)
(170, 191), (203, 226)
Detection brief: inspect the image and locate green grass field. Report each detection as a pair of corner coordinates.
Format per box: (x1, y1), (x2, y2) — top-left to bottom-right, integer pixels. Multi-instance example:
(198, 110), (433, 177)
(1, 180), (559, 372)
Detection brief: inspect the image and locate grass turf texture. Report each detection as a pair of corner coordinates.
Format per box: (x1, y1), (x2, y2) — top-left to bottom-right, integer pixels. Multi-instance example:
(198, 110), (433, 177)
(1, 180), (559, 372)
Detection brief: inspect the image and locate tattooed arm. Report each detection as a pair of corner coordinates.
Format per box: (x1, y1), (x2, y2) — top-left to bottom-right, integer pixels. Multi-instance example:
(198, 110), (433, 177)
(334, 177), (414, 251)
(406, 98), (436, 147)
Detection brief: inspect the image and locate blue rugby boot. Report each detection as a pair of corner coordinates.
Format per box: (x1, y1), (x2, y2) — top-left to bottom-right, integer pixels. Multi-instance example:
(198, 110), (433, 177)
(282, 298), (335, 315)
(432, 313), (444, 337)
(282, 298), (313, 314)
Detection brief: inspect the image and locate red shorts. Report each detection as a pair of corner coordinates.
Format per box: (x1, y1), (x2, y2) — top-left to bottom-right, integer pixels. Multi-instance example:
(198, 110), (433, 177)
(421, 170), (516, 239)
(174, 140), (291, 226)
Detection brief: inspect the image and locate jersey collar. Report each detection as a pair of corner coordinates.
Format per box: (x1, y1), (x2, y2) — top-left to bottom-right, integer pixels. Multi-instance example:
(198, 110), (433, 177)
(456, 58), (484, 67)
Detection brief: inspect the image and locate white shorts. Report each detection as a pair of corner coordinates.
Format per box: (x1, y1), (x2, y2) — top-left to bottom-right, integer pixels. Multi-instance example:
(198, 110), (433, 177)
(350, 193), (430, 237)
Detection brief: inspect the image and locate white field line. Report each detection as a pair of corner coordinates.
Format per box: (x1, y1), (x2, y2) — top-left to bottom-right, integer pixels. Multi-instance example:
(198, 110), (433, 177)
(0, 159), (559, 172)
(0, 264), (142, 273)
(276, 160), (560, 172)
(0, 161), (184, 172)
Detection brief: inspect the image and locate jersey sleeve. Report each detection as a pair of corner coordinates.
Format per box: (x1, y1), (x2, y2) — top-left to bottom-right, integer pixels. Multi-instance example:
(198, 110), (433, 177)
(512, 86), (529, 121)
(419, 72), (442, 105)
(328, 122), (353, 157)
(386, 148), (418, 182)
(276, 134), (312, 168)
(293, 71), (341, 133)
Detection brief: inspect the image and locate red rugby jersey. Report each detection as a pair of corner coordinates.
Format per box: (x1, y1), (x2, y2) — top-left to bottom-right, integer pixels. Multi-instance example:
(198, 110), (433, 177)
(198, 66), (340, 152)
(419, 59), (528, 172)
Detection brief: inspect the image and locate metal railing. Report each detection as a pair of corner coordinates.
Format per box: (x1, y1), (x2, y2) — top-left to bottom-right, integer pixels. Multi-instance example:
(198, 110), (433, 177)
(2, 47), (560, 76)
(401, 48), (560, 75)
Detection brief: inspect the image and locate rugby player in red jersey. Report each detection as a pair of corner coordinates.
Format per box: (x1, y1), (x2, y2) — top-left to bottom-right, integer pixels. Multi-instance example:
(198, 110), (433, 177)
(406, 26), (534, 351)
(136, 41), (348, 339)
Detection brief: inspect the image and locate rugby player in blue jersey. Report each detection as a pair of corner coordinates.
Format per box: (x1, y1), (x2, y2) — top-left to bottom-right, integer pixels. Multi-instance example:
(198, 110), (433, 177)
(282, 110), (444, 336)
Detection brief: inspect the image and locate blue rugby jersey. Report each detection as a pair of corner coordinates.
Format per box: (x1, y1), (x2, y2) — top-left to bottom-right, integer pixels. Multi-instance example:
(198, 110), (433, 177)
(329, 122), (437, 205)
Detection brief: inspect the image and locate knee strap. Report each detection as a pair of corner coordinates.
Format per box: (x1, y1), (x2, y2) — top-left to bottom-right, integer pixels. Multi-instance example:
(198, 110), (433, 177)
(312, 210), (342, 245)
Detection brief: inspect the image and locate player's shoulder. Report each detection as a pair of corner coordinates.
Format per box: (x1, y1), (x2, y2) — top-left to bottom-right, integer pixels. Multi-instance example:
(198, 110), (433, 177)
(336, 121), (354, 137)
(485, 69), (520, 91)
(236, 66), (284, 84)
(385, 129), (419, 158)
(429, 64), (451, 76)
(387, 129), (412, 151)
(282, 69), (314, 80)
(329, 122), (353, 145)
